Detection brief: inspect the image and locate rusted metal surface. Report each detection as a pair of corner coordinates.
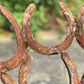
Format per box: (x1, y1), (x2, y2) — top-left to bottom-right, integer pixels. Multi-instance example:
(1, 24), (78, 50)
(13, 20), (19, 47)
(1, 73), (15, 84)
(61, 52), (79, 84)
(19, 52), (33, 84)
(0, 1), (84, 84)
(75, 4), (84, 49)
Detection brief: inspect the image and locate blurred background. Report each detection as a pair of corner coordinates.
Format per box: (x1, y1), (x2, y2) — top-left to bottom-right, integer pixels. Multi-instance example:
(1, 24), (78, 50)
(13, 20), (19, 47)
(0, 0), (84, 84)
(0, 0), (84, 40)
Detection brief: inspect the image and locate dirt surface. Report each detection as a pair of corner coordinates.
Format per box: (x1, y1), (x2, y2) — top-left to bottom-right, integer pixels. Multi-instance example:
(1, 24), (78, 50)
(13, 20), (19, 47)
(0, 37), (84, 84)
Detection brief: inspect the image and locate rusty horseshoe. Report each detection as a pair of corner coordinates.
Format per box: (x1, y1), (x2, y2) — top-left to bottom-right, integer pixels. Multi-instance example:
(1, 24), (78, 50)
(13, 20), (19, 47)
(22, 3), (76, 55)
(75, 4), (84, 49)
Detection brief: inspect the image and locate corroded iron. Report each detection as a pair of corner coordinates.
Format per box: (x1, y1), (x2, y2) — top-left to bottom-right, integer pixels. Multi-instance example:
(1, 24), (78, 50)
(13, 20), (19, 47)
(19, 52), (33, 84)
(61, 52), (79, 84)
(23, 3), (76, 55)
(75, 4), (84, 49)
(0, 1), (84, 84)
(1, 73), (15, 84)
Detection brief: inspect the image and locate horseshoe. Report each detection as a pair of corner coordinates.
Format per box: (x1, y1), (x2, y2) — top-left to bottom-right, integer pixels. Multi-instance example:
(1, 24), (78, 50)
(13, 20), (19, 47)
(75, 4), (84, 48)
(61, 52), (79, 84)
(22, 2), (76, 55)
(0, 5), (25, 72)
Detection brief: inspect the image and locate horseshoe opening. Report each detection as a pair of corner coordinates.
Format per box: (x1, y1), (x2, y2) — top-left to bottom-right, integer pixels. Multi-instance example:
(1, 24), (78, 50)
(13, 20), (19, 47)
(31, 19), (67, 47)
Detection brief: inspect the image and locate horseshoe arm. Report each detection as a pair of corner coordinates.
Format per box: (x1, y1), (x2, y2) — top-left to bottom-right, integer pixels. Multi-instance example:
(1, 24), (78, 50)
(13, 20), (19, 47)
(76, 4), (84, 48)
(61, 52), (79, 84)
(0, 5), (25, 72)
(59, 2), (74, 26)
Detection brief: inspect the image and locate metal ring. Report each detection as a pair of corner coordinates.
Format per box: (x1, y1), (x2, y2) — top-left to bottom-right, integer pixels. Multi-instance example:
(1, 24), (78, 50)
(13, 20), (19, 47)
(19, 52), (33, 84)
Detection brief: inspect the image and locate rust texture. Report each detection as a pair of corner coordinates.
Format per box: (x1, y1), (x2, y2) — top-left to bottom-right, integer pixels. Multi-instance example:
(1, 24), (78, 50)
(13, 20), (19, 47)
(61, 52), (79, 84)
(0, 1), (84, 84)
(1, 73), (15, 84)
(19, 52), (33, 84)
(75, 4), (84, 48)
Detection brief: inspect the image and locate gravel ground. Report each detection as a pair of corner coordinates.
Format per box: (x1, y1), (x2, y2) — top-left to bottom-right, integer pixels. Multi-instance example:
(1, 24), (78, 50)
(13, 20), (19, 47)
(0, 39), (84, 84)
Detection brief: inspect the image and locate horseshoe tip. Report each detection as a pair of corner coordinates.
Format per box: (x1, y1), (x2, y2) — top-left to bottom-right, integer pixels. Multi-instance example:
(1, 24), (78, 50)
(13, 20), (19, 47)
(59, 2), (64, 6)
(59, 2), (65, 9)
(59, 2), (62, 4)
(29, 3), (36, 9)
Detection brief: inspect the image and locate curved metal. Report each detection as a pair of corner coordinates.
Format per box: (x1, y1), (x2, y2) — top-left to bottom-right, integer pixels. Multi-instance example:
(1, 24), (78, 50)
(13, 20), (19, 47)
(0, 5), (25, 72)
(61, 52), (79, 84)
(76, 4), (84, 48)
(1, 73), (15, 84)
(19, 52), (33, 84)
(22, 3), (76, 55)
(59, 2), (74, 25)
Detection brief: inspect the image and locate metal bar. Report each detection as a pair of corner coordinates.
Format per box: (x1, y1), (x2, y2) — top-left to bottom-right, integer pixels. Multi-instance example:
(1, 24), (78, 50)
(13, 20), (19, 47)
(19, 52), (33, 84)
(76, 4), (84, 49)
(61, 52), (79, 84)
